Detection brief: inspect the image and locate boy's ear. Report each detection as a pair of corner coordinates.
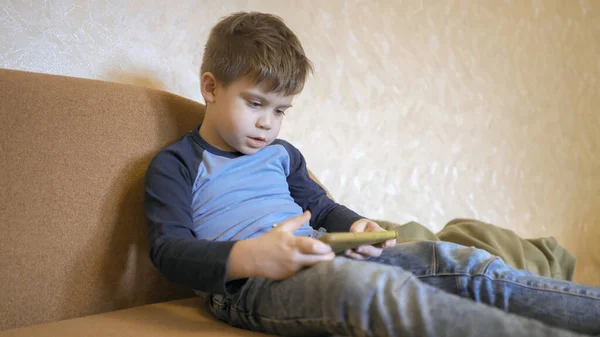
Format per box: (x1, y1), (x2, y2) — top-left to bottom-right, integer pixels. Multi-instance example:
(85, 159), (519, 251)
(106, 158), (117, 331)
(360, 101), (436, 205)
(200, 72), (218, 103)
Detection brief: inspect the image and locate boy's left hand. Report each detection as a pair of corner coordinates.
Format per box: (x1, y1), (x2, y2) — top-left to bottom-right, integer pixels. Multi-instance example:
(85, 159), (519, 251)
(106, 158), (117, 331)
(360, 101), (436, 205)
(344, 219), (397, 260)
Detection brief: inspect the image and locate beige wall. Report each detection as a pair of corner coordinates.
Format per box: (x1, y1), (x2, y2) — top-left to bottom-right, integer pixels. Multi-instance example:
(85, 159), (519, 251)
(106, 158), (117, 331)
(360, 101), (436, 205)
(1, 0), (599, 285)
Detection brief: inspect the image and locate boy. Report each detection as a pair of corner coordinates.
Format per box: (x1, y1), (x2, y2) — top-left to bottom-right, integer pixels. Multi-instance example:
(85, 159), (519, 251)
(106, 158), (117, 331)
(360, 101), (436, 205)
(144, 11), (600, 337)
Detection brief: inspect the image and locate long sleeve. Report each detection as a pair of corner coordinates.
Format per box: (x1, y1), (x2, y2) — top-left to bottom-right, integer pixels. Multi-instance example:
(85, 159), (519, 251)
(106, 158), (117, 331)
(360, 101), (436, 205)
(277, 140), (364, 232)
(144, 150), (246, 295)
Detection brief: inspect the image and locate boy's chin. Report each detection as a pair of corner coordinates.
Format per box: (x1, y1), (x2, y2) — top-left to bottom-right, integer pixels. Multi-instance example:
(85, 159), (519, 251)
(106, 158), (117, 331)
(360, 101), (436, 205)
(239, 146), (262, 155)
(238, 138), (269, 154)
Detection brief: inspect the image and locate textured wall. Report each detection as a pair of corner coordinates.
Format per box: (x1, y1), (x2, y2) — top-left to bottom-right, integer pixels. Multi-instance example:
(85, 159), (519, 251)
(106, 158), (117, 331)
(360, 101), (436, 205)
(1, 0), (599, 285)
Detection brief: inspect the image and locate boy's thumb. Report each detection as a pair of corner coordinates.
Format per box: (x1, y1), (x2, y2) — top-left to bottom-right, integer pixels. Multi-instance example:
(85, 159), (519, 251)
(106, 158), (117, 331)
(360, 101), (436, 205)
(274, 211), (311, 232)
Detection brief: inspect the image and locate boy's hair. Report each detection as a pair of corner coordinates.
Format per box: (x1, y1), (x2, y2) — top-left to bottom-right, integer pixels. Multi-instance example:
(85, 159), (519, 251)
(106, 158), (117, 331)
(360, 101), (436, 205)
(200, 11), (313, 95)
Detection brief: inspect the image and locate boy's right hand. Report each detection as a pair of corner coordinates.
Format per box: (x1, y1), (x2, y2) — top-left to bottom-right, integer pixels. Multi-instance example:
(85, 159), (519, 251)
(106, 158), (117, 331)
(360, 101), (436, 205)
(228, 211), (335, 281)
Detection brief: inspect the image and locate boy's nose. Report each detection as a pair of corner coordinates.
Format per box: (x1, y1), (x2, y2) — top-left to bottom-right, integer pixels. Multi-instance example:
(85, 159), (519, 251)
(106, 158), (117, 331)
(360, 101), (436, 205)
(256, 116), (272, 130)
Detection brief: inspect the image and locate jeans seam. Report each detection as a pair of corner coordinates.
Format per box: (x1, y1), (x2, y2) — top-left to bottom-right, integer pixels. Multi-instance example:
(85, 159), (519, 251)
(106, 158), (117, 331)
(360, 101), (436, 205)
(419, 273), (471, 279)
(476, 274), (600, 300)
(419, 273), (600, 300)
(431, 243), (437, 275)
(229, 306), (343, 333)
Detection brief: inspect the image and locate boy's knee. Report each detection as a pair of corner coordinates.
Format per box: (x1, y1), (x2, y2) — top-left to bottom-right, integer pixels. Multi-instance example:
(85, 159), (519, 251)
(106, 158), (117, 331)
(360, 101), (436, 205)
(433, 241), (502, 275)
(313, 257), (368, 286)
(314, 257), (412, 296)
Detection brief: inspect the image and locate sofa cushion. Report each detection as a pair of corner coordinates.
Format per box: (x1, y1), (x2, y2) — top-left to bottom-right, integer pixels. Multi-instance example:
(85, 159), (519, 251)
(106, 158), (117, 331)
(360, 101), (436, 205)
(0, 298), (268, 337)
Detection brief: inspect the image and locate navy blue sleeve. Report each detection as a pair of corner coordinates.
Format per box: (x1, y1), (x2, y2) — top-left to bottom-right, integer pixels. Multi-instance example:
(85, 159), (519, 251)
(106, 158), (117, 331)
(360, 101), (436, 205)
(277, 140), (364, 232)
(144, 149), (246, 295)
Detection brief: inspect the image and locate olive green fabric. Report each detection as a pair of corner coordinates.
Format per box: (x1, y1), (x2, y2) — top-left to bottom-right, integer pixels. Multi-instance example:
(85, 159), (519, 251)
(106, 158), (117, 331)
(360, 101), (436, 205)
(377, 218), (576, 281)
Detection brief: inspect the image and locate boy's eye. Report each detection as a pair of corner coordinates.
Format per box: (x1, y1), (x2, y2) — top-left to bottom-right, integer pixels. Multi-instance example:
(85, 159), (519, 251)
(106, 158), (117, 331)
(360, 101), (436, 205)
(248, 101), (262, 108)
(276, 110), (286, 116)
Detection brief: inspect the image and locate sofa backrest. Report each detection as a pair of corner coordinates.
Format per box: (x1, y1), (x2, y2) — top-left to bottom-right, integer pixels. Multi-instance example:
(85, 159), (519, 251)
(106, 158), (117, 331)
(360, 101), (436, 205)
(0, 68), (205, 330)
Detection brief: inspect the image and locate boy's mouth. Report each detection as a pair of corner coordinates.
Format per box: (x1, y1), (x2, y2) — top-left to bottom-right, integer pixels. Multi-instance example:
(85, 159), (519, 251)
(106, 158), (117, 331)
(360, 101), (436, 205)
(247, 136), (267, 148)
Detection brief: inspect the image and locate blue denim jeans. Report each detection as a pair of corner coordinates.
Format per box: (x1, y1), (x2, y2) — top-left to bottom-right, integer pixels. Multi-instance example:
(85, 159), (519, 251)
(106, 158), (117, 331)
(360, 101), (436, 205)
(208, 241), (600, 336)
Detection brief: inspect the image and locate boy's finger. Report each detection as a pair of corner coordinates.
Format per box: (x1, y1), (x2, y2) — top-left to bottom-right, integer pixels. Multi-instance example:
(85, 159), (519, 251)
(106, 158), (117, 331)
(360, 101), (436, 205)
(295, 236), (332, 255)
(273, 211), (311, 232)
(374, 239), (396, 248)
(297, 252), (336, 266)
(344, 249), (368, 260)
(355, 245), (382, 257)
(349, 219), (368, 232)
(384, 239), (396, 248)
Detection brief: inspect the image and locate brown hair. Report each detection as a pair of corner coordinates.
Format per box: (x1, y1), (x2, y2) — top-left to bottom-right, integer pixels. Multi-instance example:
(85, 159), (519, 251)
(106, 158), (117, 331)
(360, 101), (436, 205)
(200, 12), (313, 95)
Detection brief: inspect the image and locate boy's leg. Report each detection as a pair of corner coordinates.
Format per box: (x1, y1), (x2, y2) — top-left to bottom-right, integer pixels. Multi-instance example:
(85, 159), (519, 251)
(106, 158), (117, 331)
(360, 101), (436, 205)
(369, 241), (600, 335)
(208, 254), (588, 337)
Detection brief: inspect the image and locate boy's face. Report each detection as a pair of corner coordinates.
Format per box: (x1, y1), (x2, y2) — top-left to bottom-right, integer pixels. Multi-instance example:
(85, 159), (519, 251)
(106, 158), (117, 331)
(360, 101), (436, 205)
(201, 74), (294, 155)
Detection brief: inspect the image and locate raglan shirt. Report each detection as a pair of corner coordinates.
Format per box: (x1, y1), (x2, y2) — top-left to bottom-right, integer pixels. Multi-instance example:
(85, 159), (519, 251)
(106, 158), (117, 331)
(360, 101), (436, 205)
(144, 125), (363, 296)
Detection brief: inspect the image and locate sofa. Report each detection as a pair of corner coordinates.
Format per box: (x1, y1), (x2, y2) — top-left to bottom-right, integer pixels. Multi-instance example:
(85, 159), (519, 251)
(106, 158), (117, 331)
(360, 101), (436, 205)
(0, 68), (577, 336)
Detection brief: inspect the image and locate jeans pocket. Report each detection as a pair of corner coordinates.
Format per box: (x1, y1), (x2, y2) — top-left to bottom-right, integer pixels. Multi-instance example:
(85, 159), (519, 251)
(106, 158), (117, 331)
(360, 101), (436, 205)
(208, 294), (231, 323)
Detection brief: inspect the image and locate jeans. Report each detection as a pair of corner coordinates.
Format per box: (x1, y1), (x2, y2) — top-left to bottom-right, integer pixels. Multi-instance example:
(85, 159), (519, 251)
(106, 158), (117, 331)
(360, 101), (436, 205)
(208, 241), (600, 337)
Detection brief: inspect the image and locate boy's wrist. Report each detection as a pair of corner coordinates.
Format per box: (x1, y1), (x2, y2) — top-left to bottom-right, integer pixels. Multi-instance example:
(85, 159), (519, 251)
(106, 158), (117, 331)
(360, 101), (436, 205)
(227, 239), (257, 281)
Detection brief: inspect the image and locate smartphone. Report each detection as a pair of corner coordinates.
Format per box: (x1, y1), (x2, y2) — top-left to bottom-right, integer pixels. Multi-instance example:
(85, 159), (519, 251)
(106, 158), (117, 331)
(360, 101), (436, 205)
(318, 231), (398, 254)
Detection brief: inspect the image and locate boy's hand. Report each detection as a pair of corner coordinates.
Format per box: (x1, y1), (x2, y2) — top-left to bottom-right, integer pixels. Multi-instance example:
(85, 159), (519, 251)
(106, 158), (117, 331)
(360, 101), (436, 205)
(344, 219), (396, 260)
(228, 211), (335, 281)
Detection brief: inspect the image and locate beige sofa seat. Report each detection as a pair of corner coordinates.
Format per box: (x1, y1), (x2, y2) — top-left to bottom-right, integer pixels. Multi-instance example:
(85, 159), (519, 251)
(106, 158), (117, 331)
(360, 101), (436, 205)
(1, 298), (268, 337)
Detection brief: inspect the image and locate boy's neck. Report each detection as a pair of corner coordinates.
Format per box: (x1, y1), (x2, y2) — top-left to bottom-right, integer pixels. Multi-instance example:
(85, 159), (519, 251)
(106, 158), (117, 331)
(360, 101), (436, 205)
(198, 114), (235, 153)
